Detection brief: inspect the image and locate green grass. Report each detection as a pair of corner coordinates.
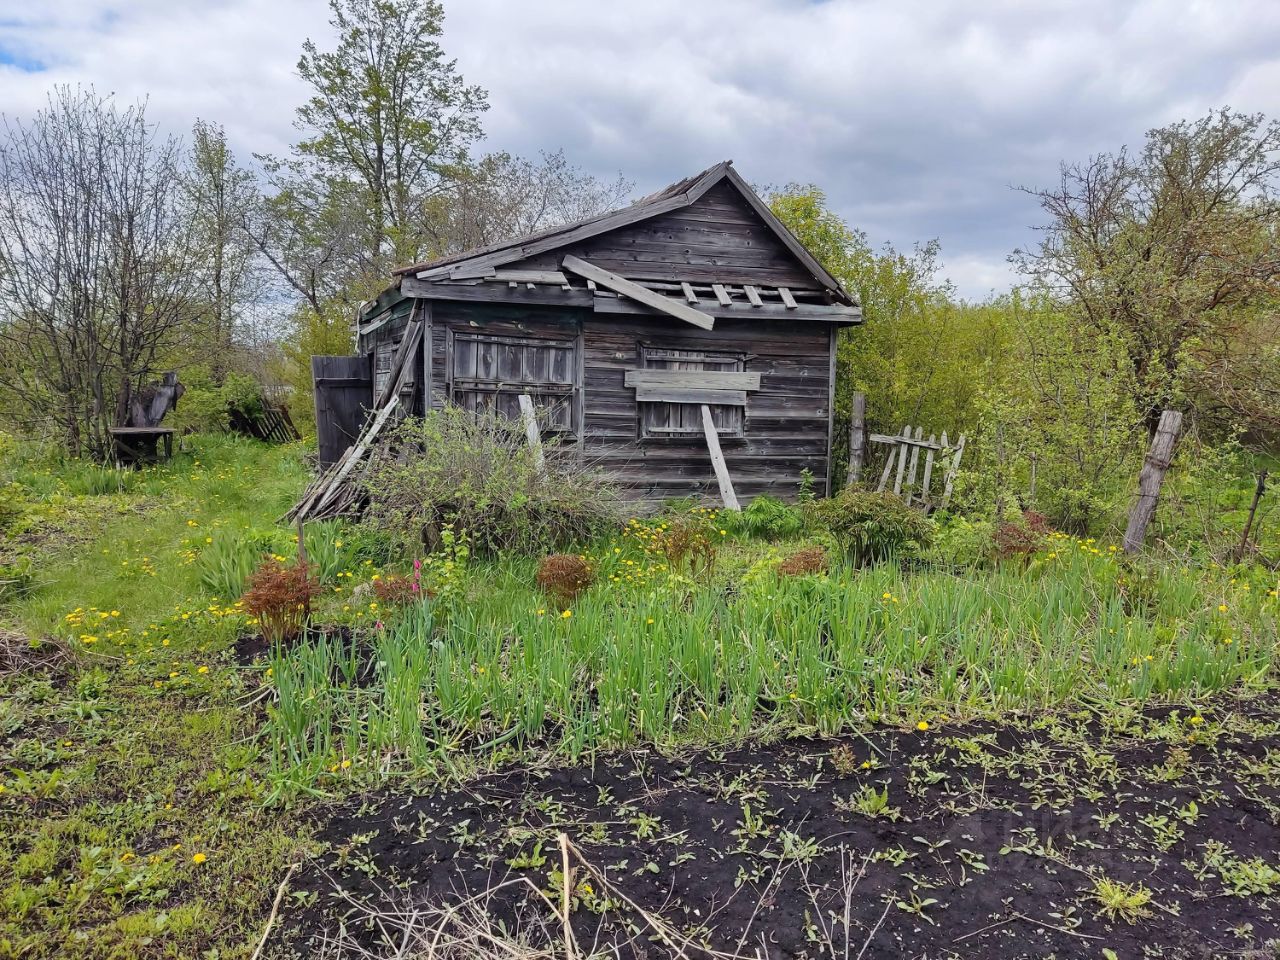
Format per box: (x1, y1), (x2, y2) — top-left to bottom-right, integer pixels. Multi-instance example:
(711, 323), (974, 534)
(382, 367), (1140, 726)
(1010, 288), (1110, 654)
(0, 435), (314, 960)
(1, 435), (1277, 958)
(265, 526), (1280, 792)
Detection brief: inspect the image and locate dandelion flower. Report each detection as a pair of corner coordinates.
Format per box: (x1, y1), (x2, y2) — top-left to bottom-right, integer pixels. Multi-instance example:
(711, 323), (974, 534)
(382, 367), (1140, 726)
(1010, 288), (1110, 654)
(197, 666), (209, 674)
(916, 720), (930, 731)
(192, 852), (207, 864)
(561, 610), (573, 619)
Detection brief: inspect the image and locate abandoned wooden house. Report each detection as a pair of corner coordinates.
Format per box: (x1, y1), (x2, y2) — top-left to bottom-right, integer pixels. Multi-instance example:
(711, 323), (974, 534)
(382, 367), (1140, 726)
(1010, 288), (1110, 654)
(309, 161), (861, 513)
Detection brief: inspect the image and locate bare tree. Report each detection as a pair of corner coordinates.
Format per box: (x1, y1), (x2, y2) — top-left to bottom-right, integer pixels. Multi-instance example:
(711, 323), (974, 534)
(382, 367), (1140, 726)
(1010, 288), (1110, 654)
(0, 87), (199, 458)
(438, 150), (634, 252)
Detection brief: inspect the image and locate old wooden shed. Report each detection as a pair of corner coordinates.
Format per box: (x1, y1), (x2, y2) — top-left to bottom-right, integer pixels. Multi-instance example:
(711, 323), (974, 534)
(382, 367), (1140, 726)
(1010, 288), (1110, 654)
(313, 161), (861, 509)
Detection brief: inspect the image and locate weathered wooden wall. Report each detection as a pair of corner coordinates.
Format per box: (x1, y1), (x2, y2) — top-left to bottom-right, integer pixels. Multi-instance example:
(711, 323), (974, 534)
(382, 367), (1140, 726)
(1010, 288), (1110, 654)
(507, 182), (817, 288)
(312, 354), (372, 468)
(581, 314), (831, 505)
(415, 300), (832, 506)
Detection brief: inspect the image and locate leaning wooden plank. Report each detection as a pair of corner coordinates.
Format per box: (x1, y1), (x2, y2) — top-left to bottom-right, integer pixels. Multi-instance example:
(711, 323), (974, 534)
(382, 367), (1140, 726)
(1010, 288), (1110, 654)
(743, 284), (764, 307)
(940, 434), (966, 509)
(624, 369), (761, 391)
(920, 434), (938, 506)
(875, 446), (897, 492)
(517, 394), (546, 475)
(562, 254), (715, 331)
(893, 426), (911, 496)
(778, 287), (798, 309)
(904, 427), (924, 504)
(373, 315), (423, 409)
(712, 283), (733, 306)
(634, 386), (748, 405)
(701, 405), (740, 511)
(312, 395), (402, 517)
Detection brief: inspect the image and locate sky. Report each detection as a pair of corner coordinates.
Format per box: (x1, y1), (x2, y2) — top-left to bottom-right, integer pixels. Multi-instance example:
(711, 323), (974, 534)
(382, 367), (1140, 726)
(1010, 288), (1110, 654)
(2, 0), (1280, 300)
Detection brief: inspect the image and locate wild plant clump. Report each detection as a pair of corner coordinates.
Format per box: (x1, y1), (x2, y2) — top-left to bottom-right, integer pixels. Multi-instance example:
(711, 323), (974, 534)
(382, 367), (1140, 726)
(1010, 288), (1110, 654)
(372, 572), (431, 606)
(241, 559), (322, 643)
(655, 515), (717, 576)
(362, 408), (619, 555)
(536, 553), (595, 605)
(995, 509), (1053, 560)
(778, 545), (828, 577)
(808, 490), (933, 567)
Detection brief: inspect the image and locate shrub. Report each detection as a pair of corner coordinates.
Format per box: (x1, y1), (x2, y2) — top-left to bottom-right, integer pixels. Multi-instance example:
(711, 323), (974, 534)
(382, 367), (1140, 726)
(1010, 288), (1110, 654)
(655, 516), (717, 576)
(372, 573), (430, 607)
(994, 510), (1053, 561)
(727, 495), (805, 540)
(778, 545), (828, 577)
(362, 409), (619, 556)
(241, 559), (322, 643)
(536, 554), (595, 605)
(929, 515), (996, 568)
(808, 490), (933, 567)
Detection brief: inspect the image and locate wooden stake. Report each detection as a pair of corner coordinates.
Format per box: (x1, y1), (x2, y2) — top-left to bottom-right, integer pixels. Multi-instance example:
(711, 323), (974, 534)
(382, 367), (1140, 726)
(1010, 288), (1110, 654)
(701, 405), (740, 510)
(893, 425), (911, 496)
(847, 392), (866, 487)
(1122, 409), (1182, 554)
(940, 433), (965, 509)
(1234, 470), (1268, 562)
(517, 394), (546, 475)
(904, 426), (923, 504)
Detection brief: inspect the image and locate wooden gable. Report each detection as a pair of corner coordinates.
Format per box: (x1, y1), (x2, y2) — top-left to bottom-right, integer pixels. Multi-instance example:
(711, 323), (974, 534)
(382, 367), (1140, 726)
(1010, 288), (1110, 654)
(504, 180), (818, 289)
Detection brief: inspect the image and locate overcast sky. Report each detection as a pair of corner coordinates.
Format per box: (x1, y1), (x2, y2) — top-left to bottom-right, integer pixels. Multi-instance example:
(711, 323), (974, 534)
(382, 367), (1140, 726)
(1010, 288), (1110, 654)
(3, 0), (1280, 299)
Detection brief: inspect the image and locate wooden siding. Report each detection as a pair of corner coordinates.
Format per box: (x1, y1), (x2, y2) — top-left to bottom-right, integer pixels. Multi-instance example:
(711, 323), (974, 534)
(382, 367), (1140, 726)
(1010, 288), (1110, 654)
(408, 301), (833, 505)
(506, 182), (818, 288)
(582, 314), (832, 504)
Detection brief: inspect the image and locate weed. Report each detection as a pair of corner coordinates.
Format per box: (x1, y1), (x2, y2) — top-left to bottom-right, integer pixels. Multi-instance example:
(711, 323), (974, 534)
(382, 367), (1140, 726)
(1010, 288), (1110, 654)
(536, 553), (595, 604)
(1088, 876), (1153, 923)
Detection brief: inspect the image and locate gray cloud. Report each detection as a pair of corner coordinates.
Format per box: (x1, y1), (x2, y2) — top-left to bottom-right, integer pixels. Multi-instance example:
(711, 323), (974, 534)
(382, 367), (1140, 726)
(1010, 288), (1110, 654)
(3, 0), (1279, 298)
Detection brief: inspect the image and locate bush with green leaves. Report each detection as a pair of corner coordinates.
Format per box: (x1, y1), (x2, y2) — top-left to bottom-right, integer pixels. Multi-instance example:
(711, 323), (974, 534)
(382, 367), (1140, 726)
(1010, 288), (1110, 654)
(928, 514), (996, 568)
(362, 408), (619, 556)
(808, 490), (933, 566)
(724, 495), (806, 540)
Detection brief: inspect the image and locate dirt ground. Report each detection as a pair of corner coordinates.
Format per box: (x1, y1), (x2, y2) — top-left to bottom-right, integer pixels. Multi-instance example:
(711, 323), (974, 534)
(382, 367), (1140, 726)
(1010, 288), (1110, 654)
(275, 693), (1280, 959)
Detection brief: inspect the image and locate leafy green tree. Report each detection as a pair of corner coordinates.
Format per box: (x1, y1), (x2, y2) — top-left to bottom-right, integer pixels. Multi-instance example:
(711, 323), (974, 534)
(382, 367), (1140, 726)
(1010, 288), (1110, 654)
(1015, 109), (1280, 438)
(257, 0), (488, 325)
(769, 185), (1014, 481)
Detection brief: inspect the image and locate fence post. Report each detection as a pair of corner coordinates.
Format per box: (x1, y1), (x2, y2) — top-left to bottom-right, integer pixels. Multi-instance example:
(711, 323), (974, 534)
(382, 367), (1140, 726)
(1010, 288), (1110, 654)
(1122, 409), (1183, 554)
(847, 392), (866, 487)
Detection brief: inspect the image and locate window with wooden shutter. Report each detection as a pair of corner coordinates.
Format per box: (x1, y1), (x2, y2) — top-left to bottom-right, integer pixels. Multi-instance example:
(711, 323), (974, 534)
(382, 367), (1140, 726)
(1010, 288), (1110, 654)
(447, 331), (577, 433)
(372, 337), (400, 396)
(638, 346), (745, 439)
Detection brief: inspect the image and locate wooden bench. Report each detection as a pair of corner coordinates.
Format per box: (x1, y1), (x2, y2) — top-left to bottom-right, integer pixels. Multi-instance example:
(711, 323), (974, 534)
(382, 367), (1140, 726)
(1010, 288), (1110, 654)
(109, 427), (174, 465)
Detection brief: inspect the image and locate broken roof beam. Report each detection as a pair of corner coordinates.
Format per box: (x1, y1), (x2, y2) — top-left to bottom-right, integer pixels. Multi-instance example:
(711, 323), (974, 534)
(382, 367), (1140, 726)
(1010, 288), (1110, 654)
(562, 254), (715, 331)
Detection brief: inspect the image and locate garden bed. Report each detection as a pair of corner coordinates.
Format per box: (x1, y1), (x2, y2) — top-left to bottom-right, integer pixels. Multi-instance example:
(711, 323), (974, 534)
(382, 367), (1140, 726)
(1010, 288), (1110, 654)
(277, 692), (1280, 959)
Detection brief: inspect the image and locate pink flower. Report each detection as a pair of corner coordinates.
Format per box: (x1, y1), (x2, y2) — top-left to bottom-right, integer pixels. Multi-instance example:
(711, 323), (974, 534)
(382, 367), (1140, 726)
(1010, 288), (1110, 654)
(374, 620), (384, 630)
(413, 558), (422, 571)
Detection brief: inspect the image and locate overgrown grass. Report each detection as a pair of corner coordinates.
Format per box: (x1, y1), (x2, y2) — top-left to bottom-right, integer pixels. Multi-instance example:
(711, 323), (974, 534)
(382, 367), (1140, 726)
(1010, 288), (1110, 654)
(0, 435), (315, 959)
(265, 528), (1280, 791)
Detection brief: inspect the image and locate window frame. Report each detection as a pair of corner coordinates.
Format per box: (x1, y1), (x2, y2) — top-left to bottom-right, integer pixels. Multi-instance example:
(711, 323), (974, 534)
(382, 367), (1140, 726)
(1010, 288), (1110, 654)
(636, 344), (747, 441)
(445, 329), (580, 437)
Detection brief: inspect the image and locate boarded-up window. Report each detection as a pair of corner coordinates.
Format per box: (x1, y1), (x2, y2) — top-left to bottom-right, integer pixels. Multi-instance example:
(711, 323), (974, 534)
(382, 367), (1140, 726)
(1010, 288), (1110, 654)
(638, 346), (745, 439)
(372, 337), (401, 396)
(448, 332), (577, 432)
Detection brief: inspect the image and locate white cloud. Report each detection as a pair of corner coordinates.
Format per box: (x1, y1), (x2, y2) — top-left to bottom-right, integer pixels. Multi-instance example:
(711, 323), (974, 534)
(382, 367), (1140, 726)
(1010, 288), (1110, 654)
(2, 0), (1279, 299)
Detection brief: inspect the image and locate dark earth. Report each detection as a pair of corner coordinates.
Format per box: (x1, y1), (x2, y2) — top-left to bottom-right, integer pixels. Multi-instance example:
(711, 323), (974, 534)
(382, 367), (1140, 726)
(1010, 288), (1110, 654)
(271, 693), (1280, 959)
